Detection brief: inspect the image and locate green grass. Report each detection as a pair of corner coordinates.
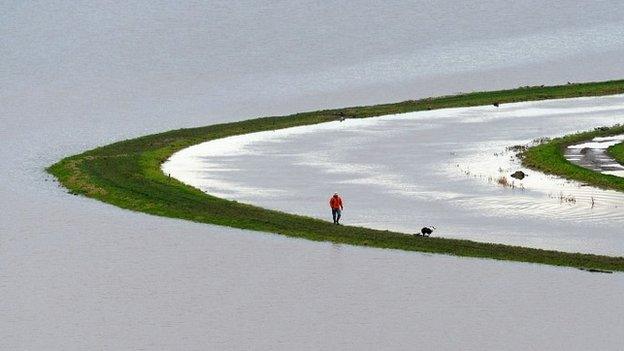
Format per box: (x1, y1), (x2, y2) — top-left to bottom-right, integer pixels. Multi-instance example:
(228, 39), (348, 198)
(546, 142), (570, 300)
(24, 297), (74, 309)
(48, 80), (624, 272)
(522, 125), (624, 192)
(608, 142), (624, 170)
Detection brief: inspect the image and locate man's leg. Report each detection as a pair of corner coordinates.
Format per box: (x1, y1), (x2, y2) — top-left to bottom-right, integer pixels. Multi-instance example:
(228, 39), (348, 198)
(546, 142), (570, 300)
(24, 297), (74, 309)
(332, 209), (337, 223)
(336, 209), (341, 224)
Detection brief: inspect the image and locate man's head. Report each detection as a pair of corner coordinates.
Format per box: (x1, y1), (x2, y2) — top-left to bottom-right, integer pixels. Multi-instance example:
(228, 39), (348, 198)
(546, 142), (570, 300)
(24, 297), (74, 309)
(333, 192), (339, 197)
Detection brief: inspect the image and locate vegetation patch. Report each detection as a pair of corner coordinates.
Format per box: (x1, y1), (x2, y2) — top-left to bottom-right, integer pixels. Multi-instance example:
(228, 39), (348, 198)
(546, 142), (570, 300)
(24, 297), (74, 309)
(607, 142), (624, 171)
(522, 125), (624, 192)
(48, 80), (624, 271)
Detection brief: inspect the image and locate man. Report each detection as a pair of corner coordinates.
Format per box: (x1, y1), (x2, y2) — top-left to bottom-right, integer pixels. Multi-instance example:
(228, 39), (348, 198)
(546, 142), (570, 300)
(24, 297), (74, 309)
(329, 192), (344, 224)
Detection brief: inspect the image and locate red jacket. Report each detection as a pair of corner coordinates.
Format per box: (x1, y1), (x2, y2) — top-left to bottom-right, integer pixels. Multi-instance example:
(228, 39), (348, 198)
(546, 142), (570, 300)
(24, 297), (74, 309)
(329, 195), (343, 209)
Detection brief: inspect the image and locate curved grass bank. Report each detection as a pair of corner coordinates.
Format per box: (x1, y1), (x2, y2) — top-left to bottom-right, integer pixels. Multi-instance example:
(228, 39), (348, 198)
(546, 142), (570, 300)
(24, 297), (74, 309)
(48, 80), (624, 271)
(608, 142), (624, 171)
(522, 125), (624, 192)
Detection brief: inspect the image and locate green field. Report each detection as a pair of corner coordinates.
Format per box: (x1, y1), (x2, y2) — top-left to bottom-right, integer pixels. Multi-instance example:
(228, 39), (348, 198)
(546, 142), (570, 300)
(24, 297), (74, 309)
(522, 125), (624, 192)
(48, 80), (624, 271)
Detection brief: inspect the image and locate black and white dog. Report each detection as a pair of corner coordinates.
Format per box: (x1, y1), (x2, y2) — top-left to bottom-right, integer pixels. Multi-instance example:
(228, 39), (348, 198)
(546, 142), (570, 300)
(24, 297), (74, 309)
(418, 226), (436, 237)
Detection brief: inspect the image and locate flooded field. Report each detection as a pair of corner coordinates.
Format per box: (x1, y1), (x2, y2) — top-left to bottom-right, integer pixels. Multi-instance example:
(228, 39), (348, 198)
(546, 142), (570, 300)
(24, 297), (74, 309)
(565, 134), (624, 177)
(165, 95), (624, 256)
(5, 1), (624, 349)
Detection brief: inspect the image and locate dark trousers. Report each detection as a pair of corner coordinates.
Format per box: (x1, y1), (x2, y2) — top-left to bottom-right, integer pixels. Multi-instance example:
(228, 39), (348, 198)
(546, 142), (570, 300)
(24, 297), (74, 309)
(332, 208), (342, 223)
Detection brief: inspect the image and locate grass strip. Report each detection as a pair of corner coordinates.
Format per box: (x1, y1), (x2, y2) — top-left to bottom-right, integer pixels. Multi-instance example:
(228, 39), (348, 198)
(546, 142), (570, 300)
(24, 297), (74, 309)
(48, 80), (624, 271)
(522, 125), (624, 192)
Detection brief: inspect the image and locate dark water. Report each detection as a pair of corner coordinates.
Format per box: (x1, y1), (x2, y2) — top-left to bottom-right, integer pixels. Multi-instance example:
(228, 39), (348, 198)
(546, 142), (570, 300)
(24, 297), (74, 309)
(2, 1), (624, 350)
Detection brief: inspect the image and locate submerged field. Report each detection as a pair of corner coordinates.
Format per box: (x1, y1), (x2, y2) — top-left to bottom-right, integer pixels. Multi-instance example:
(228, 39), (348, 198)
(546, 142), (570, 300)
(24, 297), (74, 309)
(164, 94), (624, 256)
(49, 80), (624, 271)
(523, 126), (624, 192)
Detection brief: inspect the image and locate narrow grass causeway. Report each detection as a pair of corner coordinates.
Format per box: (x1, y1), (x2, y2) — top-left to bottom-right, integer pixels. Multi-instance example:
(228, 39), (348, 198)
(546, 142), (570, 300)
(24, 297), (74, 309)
(48, 80), (624, 271)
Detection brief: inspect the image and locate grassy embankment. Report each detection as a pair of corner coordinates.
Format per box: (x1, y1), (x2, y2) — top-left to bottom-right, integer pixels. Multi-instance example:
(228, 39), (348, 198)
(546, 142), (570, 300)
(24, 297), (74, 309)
(608, 142), (624, 175)
(48, 80), (624, 271)
(522, 125), (624, 192)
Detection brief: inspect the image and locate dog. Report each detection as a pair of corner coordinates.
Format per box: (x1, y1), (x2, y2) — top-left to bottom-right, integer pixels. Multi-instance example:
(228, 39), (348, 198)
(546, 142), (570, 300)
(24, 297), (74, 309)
(419, 226), (436, 237)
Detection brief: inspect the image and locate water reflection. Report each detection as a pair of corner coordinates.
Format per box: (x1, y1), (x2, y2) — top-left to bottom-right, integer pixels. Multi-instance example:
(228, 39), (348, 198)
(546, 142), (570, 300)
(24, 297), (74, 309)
(565, 134), (624, 177)
(165, 95), (624, 255)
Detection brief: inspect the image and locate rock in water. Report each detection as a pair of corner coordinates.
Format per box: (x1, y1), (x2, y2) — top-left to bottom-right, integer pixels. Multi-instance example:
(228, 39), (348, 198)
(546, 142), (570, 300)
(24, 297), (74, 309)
(510, 170), (526, 180)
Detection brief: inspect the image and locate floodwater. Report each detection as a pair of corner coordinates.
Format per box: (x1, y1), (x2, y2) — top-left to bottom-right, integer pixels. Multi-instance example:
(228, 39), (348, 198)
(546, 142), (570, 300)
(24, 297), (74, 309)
(165, 95), (624, 256)
(566, 134), (624, 177)
(3, 1), (624, 350)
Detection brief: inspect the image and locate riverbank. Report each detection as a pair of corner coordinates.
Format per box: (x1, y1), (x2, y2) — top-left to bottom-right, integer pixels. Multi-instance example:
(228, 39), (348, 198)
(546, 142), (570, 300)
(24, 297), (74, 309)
(48, 80), (624, 271)
(608, 142), (624, 173)
(522, 125), (624, 193)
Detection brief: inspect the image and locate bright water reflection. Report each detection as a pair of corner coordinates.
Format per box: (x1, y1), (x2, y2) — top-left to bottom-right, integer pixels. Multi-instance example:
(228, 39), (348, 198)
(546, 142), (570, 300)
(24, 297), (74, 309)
(166, 95), (624, 256)
(565, 134), (624, 177)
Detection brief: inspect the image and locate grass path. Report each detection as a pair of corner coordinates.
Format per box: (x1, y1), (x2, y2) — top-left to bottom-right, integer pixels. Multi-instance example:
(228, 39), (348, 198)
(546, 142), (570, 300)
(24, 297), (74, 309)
(48, 80), (624, 271)
(522, 125), (624, 192)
